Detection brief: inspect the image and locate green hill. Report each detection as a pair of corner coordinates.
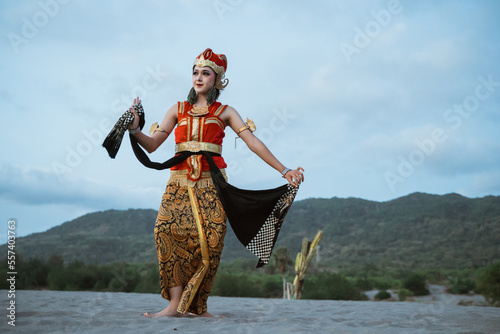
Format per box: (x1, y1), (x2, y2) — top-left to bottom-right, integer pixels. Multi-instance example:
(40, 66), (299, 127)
(3, 192), (500, 270)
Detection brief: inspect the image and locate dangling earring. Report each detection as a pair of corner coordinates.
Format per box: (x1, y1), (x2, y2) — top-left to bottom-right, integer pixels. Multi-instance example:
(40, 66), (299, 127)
(206, 86), (218, 106)
(187, 87), (197, 105)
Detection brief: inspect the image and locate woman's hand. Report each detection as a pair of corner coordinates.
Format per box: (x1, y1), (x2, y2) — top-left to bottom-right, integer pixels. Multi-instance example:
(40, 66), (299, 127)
(127, 97), (141, 130)
(284, 167), (304, 187)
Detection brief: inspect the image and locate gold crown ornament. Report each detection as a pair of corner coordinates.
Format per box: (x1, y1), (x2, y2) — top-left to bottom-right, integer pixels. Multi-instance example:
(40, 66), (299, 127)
(194, 48), (229, 90)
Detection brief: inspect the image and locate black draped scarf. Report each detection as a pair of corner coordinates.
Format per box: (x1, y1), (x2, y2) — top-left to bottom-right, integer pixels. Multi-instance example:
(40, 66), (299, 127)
(129, 134), (299, 267)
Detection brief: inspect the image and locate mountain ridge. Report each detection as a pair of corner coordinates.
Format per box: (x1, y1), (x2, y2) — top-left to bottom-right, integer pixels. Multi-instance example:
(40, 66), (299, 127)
(4, 192), (499, 270)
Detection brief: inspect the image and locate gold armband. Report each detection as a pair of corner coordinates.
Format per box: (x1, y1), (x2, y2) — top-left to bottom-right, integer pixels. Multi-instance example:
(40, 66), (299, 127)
(149, 122), (168, 136)
(237, 125), (250, 134)
(235, 118), (256, 147)
(237, 118), (256, 136)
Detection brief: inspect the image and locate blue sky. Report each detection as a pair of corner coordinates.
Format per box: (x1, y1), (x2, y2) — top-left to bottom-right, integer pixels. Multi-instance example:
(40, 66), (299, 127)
(1, 0), (500, 237)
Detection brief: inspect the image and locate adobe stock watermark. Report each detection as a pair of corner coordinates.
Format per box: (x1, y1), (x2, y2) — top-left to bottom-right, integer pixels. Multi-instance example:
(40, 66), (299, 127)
(385, 74), (499, 191)
(6, 0), (71, 54)
(407, 293), (459, 329)
(213, 0), (244, 21)
(226, 106), (296, 177)
(51, 65), (170, 180)
(339, 0), (403, 64)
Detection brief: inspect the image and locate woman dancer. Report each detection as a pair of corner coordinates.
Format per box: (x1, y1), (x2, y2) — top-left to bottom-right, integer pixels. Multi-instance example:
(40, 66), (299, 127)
(126, 49), (304, 317)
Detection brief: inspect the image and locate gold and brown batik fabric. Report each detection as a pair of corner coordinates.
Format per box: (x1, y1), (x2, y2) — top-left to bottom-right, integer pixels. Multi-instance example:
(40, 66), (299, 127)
(154, 182), (226, 315)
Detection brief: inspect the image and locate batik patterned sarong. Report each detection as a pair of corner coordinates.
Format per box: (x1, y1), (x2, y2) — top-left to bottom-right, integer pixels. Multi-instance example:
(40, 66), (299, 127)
(154, 183), (226, 315)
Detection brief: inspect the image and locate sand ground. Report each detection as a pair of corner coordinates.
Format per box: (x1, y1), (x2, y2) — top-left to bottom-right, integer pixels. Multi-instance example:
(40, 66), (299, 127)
(1, 289), (499, 333)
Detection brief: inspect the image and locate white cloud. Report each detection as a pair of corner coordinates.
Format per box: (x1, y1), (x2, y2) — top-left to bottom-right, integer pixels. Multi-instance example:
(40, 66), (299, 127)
(0, 164), (161, 209)
(1, 0), (500, 236)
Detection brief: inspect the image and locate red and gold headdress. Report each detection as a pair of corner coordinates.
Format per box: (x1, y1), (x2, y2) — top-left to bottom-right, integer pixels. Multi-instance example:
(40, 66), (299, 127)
(194, 48), (229, 90)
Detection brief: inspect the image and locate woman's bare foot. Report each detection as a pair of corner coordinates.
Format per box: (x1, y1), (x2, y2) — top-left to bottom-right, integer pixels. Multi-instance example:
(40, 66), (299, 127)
(200, 312), (214, 318)
(143, 306), (185, 318)
(200, 312), (226, 318)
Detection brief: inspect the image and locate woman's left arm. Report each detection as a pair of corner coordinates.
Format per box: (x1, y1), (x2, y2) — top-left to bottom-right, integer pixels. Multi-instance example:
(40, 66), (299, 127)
(222, 106), (304, 187)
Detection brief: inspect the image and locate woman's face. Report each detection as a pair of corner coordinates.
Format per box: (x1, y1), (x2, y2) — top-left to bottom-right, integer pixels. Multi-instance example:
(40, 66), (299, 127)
(192, 66), (216, 95)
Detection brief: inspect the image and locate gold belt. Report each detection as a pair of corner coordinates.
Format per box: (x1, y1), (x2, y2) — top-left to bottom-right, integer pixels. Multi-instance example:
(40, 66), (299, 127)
(175, 141), (222, 155)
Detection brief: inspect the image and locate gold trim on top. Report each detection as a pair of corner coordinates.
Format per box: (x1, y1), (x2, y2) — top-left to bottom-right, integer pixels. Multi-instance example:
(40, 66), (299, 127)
(214, 104), (227, 116)
(191, 117), (200, 141)
(187, 117), (192, 141)
(178, 102), (185, 116)
(199, 118), (205, 142)
(205, 118), (225, 129)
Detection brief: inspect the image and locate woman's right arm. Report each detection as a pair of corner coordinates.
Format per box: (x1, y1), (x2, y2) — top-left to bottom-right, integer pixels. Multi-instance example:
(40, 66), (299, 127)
(128, 98), (178, 153)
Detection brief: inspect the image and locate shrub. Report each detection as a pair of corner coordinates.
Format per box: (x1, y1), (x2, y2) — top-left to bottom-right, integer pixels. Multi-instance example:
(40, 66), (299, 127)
(106, 265), (140, 292)
(374, 290), (391, 300)
(397, 288), (413, 301)
(372, 277), (394, 290)
(262, 277), (282, 298)
(47, 268), (68, 290)
(354, 277), (373, 291)
(447, 277), (475, 294)
(212, 271), (248, 297)
(302, 272), (366, 300)
(18, 257), (50, 288)
(134, 265), (161, 293)
(212, 270), (284, 298)
(476, 262), (500, 307)
(402, 273), (429, 296)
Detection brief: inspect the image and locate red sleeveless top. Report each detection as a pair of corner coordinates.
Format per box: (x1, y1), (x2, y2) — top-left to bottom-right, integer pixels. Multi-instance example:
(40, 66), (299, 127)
(171, 101), (228, 182)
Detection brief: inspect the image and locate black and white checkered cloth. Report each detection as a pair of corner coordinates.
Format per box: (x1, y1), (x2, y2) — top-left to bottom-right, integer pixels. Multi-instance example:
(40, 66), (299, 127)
(102, 103), (145, 158)
(246, 184), (299, 267)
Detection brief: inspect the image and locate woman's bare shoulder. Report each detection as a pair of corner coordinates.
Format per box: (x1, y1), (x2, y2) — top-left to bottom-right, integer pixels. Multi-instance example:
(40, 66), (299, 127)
(165, 103), (179, 116)
(158, 103), (179, 126)
(219, 105), (238, 123)
(221, 105), (240, 117)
